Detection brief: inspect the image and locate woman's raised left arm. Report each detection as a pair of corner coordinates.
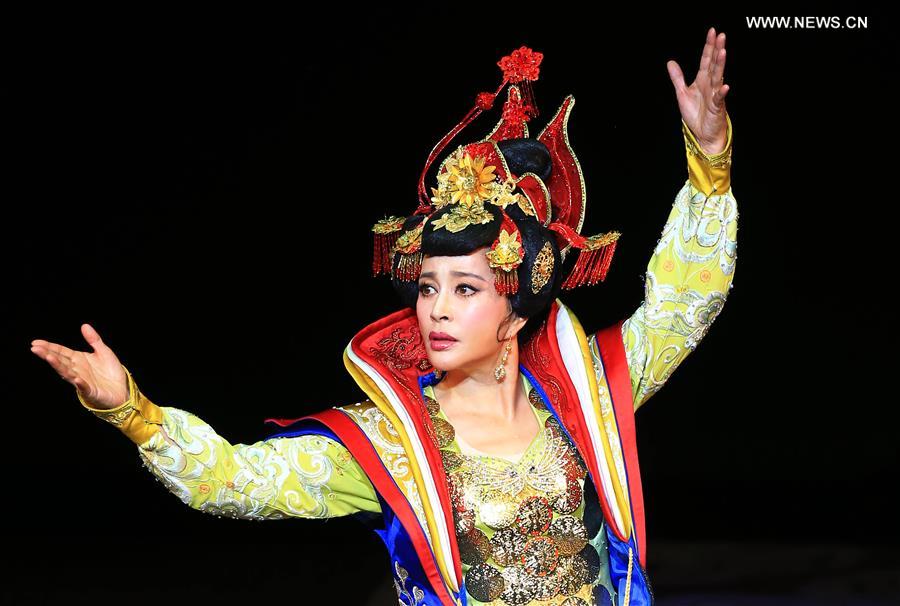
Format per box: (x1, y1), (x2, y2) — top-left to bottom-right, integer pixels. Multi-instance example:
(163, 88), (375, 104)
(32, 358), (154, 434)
(622, 27), (738, 413)
(623, 115), (737, 412)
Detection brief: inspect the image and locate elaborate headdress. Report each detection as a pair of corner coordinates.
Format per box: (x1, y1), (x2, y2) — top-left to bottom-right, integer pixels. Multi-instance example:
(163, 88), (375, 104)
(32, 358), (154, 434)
(371, 46), (621, 296)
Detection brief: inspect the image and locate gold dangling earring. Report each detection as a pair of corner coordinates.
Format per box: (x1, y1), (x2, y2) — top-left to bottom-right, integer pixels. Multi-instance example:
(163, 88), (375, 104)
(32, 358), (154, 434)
(494, 339), (513, 382)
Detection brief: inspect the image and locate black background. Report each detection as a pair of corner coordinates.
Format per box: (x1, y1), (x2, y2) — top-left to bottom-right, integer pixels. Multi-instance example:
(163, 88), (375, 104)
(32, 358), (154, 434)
(5, 6), (898, 605)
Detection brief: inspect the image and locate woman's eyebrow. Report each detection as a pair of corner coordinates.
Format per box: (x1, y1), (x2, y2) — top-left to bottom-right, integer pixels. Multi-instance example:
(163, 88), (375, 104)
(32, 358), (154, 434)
(419, 271), (488, 283)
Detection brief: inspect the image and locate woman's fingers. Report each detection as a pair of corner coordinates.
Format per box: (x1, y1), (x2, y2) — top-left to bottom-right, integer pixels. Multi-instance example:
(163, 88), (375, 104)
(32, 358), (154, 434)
(80, 322), (107, 353)
(30, 337), (87, 377)
(698, 26), (716, 77)
(711, 40), (726, 85)
(32, 344), (66, 371)
(32, 324), (130, 408)
(702, 32), (726, 113)
(30, 338), (76, 362)
(666, 60), (686, 95)
(31, 344), (74, 381)
(31, 346), (70, 377)
(713, 83), (730, 108)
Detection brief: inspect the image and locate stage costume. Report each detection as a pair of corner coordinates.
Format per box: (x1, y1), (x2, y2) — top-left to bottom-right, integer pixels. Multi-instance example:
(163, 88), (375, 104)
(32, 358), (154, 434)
(78, 47), (736, 606)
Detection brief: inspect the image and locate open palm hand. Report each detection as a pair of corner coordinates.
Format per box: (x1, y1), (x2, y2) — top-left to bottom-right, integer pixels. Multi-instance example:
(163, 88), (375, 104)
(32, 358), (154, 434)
(31, 323), (129, 409)
(667, 26), (730, 155)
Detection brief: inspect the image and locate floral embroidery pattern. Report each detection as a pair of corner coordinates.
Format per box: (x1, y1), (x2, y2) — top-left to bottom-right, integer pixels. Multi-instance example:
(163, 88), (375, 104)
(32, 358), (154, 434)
(393, 561), (426, 605)
(342, 400), (433, 543)
(369, 325), (431, 373)
(137, 406), (378, 520)
(622, 179), (738, 411)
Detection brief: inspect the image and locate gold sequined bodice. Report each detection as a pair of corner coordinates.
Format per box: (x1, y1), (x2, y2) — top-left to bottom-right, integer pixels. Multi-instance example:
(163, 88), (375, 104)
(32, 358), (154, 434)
(423, 374), (611, 606)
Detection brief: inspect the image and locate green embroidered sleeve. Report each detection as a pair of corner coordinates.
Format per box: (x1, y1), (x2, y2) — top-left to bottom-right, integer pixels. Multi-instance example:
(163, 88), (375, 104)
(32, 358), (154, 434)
(79, 366), (381, 519)
(622, 113), (738, 413)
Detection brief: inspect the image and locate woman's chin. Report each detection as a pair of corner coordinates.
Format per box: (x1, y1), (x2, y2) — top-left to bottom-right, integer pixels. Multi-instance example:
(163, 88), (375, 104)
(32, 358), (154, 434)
(427, 350), (455, 361)
(427, 348), (459, 368)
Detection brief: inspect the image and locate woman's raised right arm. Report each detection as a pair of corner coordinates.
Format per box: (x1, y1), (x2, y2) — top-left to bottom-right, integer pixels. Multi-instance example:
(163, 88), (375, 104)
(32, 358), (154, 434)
(31, 324), (381, 521)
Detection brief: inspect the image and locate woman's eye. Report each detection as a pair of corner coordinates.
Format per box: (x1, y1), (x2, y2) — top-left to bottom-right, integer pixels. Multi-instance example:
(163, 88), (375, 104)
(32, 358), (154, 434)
(417, 284), (477, 296)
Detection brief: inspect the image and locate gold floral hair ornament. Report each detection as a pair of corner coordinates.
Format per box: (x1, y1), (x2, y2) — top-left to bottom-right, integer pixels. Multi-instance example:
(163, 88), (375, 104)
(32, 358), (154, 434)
(427, 148), (533, 233)
(485, 210), (524, 295)
(425, 147), (530, 295)
(430, 149), (497, 209)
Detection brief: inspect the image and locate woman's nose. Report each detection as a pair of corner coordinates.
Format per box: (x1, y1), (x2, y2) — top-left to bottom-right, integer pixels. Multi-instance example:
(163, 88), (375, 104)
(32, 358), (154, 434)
(430, 288), (452, 320)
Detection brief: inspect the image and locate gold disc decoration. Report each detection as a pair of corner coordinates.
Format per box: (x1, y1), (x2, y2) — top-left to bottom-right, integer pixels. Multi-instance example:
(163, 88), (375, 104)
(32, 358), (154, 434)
(489, 527), (528, 567)
(563, 447), (588, 482)
(453, 505), (475, 536)
(521, 535), (560, 577)
(441, 450), (464, 473)
(426, 381), (601, 605)
(458, 527), (492, 565)
(556, 554), (589, 596)
(548, 516), (589, 557)
(431, 416), (456, 448)
(499, 565), (538, 606)
(551, 476), (583, 515)
(531, 566), (562, 601)
(465, 562), (504, 603)
(424, 395), (440, 416)
(478, 489), (518, 529)
(528, 386), (547, 410)
(515, 495), (554, 535)
(447, 473), (465, 509)
(544, 414), (566, 440)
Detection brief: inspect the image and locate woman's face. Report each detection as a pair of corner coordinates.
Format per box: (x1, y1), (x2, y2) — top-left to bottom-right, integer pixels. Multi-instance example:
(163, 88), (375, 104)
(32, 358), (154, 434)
(416, 246), (526, 374)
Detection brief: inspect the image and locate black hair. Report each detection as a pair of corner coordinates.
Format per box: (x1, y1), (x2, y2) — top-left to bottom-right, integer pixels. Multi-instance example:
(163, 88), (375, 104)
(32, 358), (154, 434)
(391, 138), (564, 346)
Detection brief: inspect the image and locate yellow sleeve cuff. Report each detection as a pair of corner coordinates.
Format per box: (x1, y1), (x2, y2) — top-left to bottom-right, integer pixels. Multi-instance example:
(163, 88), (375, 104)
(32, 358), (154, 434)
(682, 111), (733, 197)
(77, 364), (164, 446)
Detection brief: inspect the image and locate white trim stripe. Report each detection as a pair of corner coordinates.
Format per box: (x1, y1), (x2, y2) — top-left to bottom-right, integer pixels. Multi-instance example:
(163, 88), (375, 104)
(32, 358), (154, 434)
(554, 305), (628, 537)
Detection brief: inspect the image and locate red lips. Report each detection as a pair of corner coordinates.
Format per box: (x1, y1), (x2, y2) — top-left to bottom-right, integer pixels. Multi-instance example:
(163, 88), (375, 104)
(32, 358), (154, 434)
(429, 331), (458, 341)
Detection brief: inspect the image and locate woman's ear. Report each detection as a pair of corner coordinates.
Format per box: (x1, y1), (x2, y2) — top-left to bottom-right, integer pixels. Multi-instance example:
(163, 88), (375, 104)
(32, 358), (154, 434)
(502, 313), (529, 341)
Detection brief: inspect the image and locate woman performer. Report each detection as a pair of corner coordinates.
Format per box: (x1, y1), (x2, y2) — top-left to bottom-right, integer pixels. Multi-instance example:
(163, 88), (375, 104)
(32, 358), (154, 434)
(31, 28), (736, 606)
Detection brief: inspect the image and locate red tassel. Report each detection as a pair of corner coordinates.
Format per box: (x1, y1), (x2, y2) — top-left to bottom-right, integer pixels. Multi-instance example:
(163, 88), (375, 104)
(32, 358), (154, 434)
(372, 230), (401, 276)
(372, 216), (405, 277)
(562, 237), (619, 290)
(492, 266), (519, 295)
(521, 79), (540, 121)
